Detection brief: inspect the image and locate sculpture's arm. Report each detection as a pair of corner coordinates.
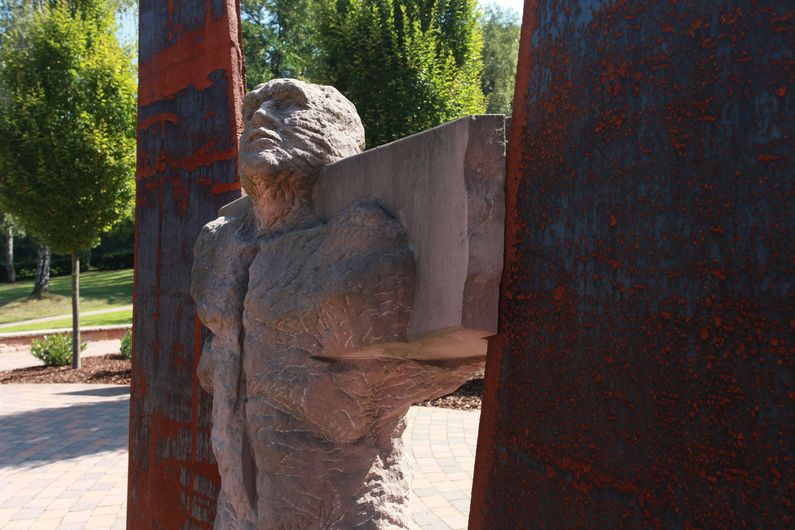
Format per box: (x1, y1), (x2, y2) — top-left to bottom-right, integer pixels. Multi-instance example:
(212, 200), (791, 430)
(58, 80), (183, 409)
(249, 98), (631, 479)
(192, 214), (258, 394)
(192, 216), (257, 336)
(306, 205), (483, 422)
(375, 356), (482, 417)
(259, 355), (481, 445)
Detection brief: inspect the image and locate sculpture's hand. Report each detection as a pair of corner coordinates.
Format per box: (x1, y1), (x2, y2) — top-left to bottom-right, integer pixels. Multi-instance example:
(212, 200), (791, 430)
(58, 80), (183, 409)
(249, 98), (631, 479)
(377, 356), (483, 414)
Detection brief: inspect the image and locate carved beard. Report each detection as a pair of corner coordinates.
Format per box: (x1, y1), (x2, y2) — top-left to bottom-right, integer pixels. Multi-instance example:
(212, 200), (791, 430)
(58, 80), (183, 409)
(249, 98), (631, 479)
(240, 157), (319, 232)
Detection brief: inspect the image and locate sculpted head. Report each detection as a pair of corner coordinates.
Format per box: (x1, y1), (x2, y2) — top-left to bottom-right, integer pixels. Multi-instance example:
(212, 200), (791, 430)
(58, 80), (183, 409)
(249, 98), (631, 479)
(239, 79), (365, 211)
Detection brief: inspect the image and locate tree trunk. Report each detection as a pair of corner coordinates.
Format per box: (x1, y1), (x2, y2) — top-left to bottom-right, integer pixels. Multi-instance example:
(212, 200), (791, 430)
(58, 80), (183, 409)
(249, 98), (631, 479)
(4, 225), (14, 283)
(71, 251), (81, 370)
(32, 245), (50, 298)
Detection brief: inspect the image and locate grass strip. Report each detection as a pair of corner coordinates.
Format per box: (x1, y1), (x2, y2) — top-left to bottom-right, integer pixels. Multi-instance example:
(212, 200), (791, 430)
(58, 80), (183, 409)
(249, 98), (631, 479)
(0, 269), (133, 324)
(0, 308), (132, 333)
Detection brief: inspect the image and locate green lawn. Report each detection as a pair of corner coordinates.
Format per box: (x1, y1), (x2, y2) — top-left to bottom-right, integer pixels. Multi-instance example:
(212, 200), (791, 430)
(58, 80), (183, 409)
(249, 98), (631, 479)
(0, 268), (133, 325)
(0, 307), (133, 333)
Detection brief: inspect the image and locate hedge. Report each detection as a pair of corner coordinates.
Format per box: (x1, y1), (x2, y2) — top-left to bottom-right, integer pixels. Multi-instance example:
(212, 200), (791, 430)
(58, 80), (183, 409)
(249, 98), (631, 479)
(0, 251), (133, 282)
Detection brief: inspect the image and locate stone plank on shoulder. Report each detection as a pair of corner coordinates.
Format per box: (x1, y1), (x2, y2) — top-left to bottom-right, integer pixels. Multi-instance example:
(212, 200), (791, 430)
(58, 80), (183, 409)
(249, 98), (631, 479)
(219, 115), (507, 361)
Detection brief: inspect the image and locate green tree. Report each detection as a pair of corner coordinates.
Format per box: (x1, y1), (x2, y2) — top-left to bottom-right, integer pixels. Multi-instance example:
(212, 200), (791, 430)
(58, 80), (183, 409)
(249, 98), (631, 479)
(0, 0), (136, 368)
(315, 0), (485, 147)
(479, 3), (520, 115)
(241, 0), (317, 89)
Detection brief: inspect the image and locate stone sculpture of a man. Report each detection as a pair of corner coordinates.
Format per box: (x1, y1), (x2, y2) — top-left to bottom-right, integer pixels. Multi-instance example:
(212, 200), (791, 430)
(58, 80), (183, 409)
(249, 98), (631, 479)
(192, 79), (481, 529)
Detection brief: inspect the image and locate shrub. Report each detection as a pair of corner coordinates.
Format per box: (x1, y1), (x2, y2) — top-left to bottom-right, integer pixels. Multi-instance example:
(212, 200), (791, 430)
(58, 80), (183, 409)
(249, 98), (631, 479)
(31, 334), (86, 367)
(92, 251), (134, 271)
(120, 329), (132, 360)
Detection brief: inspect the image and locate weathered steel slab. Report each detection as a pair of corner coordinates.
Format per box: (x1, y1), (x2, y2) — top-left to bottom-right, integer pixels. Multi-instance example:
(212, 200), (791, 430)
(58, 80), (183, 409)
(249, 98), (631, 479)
(471, 1), (794, 529)
(128, 2), (244, 528)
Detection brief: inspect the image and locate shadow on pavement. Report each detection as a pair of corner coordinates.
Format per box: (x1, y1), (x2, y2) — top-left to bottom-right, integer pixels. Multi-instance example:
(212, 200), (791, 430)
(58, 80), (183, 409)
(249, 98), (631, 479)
(0, 399), (129, 470)
(61, 386), (130, 397)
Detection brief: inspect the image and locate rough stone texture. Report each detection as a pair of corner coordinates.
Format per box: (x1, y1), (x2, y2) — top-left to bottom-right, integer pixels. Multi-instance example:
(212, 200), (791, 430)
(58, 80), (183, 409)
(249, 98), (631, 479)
(471, 2), (794, 529)
(193, 80), (491, 529)
(129, 1), (244, 528)
(221, 114), (507, 360)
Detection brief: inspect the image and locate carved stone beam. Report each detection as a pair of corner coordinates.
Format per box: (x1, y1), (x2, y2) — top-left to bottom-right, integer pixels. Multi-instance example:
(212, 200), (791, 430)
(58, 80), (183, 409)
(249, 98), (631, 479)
(220, 115), (506, 361)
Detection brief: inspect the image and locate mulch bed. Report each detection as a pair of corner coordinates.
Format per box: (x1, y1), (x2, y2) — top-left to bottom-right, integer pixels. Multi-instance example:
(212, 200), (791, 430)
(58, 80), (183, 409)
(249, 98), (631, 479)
(0, 354), (131, 385)
(0, 355), (483, 410)
(419, 376), (484, 411)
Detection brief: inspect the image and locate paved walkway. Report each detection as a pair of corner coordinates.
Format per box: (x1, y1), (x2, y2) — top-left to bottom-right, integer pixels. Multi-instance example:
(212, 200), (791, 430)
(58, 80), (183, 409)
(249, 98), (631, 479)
(0, 384), (480, 529)
(0, 306), (133, 331)
(0, 340), (122, 372)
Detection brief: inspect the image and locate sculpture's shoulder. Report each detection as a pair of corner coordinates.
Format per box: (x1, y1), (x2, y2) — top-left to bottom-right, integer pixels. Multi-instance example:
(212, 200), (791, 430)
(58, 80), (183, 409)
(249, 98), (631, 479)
(254, 203), (413, 284)
(195, 213), (256, 252)
(192, 213), (259, 334)
(317, 203), (415, 350)
(246, 203), (415, 350)
(306, 204), (415, 299)
(322, 203), (411, 265)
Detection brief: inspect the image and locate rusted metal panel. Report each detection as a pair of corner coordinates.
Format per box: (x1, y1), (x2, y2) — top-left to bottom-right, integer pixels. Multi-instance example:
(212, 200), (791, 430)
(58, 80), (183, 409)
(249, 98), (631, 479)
(471, 1), (794, 528)
(128, 1), (244, 528)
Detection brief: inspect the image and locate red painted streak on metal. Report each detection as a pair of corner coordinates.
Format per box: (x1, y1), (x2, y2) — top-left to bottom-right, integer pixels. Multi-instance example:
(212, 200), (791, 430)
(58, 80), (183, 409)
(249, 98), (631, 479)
(211, 180), (241, 195)
(138, 144), (238, 180)
(138, 112), (179, 131)
(129, 1), (244, 528)
(138, 12), (238, 107)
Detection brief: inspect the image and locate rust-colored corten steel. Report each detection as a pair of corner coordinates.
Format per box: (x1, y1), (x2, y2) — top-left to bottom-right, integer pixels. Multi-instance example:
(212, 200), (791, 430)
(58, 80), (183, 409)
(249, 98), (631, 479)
(128, 1), (244, 528)
(471, 1), (793, 528)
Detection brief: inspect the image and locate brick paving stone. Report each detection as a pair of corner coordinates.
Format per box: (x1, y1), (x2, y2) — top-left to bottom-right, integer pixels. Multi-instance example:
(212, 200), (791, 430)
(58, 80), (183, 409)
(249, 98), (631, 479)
(1, 384), (481, 529)
(404, 407), (482, 529)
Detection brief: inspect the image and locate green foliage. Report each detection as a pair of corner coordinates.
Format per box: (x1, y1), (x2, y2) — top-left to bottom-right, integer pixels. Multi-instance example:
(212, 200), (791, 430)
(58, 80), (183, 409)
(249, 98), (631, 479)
(480, 3), (520, 115)
(120, 328), (131, 359)
(0, 0), (136, 255)
(241, 0), (317, 89)
(31, 333), (85, 366)
(315, 0), (486, 147)
(0, 211), (23, 237)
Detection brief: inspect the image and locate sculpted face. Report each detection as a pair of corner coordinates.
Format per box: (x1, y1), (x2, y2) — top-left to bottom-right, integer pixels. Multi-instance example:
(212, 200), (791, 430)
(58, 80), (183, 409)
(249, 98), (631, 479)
(239, 79), (365, 206)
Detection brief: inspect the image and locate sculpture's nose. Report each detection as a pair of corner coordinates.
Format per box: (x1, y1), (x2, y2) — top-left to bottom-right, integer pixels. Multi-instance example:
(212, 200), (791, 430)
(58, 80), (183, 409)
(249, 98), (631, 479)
(251, 106), (279, 129)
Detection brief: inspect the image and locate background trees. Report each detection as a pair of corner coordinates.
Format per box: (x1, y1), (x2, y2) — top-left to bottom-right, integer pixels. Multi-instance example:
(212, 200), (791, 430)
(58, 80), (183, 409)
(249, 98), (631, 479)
(0, 0), (136, 366)
(241, 0), (317, 89)
(479, 3), (520, 114)
(315, 0), (486, 147)
(239, 0), (519, 147)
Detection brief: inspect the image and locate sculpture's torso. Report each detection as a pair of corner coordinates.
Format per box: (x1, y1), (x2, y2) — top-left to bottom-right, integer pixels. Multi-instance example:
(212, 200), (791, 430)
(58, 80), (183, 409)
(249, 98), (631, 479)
(242, 205), (415, 529)
(196, 204), (442, 529)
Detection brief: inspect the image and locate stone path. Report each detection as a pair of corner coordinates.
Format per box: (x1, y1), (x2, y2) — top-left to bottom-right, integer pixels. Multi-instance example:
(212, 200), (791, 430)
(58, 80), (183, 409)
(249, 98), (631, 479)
(404, 407), (481, 529)
(0, 384), (480, 529)
(0, 385), (128, 529)
(0, 306), (133, 331)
